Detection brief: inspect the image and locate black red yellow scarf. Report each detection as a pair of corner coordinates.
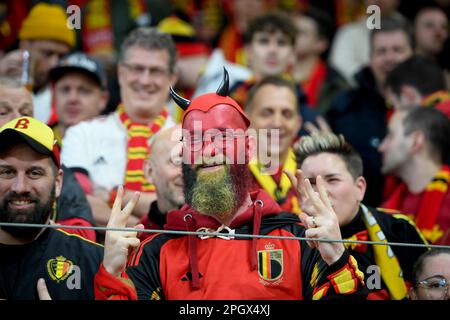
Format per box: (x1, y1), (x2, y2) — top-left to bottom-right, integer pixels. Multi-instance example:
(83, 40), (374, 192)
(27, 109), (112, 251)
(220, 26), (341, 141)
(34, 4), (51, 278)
(360, 205), (408, 300)
(422, 90), (450, 108)
(382, 165), (450, 243)
(248, 148), (300, 214)
(118, 104), (168, 192)
(82, 0), (147, 55)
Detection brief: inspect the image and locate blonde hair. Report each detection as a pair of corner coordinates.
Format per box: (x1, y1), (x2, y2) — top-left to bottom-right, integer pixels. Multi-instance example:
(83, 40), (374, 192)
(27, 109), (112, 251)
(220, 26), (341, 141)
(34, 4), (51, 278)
(295, 132), (363, 180)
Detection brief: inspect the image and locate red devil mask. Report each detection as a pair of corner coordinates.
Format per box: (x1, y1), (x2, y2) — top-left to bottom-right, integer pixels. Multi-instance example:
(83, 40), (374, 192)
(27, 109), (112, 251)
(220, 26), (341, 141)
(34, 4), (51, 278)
(170, 68), (250, 128)
(170, 68), (252, 165)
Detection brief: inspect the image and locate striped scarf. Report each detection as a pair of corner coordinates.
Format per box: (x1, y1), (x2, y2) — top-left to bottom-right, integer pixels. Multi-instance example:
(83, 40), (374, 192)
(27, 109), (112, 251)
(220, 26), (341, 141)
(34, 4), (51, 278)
(248, 148), (300, 214)
(118, 104), (168, 192)
(361, 205), (407, 300)
(382, 165), (450, 243)
(422, 90), (450, 108)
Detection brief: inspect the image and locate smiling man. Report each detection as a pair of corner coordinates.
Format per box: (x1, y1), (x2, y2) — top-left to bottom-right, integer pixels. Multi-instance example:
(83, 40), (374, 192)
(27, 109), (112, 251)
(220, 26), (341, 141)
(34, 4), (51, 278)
(138, 125), (185, 240)
(0, 117), (102, 299)
(94, 70), (367, 300)
(61, 28), (177, 228)
(0, 77), (97, 242)
(245, 76), (302, 213)
(50, 52), (109, 146)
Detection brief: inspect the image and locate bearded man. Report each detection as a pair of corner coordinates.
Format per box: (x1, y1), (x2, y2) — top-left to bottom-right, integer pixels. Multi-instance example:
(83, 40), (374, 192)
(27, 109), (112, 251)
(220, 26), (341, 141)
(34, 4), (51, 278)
(0, 117), (103, 299)
(94, 70), (367, 300)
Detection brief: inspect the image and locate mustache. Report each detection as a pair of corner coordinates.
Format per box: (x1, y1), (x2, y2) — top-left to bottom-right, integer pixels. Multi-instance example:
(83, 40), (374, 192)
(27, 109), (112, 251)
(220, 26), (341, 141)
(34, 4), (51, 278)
(3, 192), (39, 203)
(194, 154), (227, 170)
(0, 188), (55, 239)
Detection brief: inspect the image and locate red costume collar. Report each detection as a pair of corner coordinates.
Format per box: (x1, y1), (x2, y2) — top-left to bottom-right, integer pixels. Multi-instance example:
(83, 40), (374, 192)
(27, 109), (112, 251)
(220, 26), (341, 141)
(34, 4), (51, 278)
(164, 189), (283, 289)
(164, 189), (282, 231)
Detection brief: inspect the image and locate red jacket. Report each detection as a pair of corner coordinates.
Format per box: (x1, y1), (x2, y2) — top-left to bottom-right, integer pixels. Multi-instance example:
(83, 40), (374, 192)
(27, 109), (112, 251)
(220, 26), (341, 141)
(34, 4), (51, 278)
(95, 190), (366, 300)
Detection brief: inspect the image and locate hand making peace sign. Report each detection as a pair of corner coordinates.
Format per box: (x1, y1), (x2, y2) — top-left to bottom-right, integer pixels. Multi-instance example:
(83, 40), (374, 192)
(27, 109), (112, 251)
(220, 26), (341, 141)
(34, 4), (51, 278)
(103, 186), (144, 276)
(286, 169), (345, 266)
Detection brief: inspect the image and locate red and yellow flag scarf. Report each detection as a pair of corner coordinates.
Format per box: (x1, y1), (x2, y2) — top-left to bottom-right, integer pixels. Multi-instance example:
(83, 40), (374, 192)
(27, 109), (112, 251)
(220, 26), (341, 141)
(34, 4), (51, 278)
(248, 148), (300, 214)
(382, 165), (450, 243)
(118, 104), (168, 192)
(82, 0), (148, 55)
(82, 0), (114, 55)
(422, 90), (450, 108)
(218, 23), (246, 65)
(422, 90), (450, 119)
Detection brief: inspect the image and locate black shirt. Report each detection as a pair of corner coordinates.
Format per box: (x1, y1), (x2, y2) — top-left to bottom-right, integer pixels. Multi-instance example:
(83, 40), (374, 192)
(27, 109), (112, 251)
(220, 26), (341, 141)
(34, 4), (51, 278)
(0, 228), (103, 300)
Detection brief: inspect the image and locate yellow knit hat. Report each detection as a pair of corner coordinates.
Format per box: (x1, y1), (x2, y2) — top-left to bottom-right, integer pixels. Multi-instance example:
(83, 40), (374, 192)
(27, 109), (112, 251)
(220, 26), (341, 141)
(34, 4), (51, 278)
(157, 16), (196, 38)
(18, 3), (76, 48)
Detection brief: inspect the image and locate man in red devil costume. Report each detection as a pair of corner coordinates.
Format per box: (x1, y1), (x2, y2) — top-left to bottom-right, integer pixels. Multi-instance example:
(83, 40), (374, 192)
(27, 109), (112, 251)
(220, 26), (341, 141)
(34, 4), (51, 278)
(94, 69), (367, 300)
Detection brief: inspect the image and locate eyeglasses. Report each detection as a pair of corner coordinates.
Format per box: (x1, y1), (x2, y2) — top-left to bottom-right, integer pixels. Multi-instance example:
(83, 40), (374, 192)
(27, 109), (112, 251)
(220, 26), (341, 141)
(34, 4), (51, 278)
(416, 276), (449, 300)
(181, 131), (246, 152)
(121, 62), (170, 78)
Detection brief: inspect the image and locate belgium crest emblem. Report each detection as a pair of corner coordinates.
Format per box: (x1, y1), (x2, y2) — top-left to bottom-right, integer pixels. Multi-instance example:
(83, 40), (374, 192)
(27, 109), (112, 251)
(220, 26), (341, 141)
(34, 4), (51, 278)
(47, 256), (74, 282)
(258, 245), (283, 282)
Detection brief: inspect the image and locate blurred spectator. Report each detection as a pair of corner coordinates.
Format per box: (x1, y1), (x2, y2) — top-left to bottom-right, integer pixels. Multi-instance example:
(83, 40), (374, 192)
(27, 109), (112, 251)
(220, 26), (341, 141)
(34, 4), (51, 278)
(382, 56), (449, 206)
(410, 249), (450, 300)
(0, 116), (102, 299)
(78, 0), (171, 113)
(0, 77), (97, 242)
(413, 6), (449, 62)
(157, 15), (251, 122)
(170, 0), (224, 47)
(296, 131), (428, 300)
(217, 0), (267, 65)
(229, 10), (295, 105)
(326, 18), (413, 207)
(384, 55), (449, 115)
(0, 3), (76, 125)
(230, 10), (320, 136)
(245, 76), (302, 213)
(61, 28), (176, 227)
(329, 0), (405, 86)
(0, 77), (33, 121)
(139, 125), (184, 240)
(333, 0), (367, 26)
(379, 108), (450, 244)
(291, 7), (349, 114)
(49, 52), (109, 146)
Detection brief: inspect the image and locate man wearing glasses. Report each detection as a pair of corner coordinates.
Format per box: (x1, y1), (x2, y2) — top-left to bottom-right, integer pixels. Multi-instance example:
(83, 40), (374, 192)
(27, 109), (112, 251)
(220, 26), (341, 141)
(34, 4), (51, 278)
(94, 70), (367, 300)
(61, 28), (177, 230)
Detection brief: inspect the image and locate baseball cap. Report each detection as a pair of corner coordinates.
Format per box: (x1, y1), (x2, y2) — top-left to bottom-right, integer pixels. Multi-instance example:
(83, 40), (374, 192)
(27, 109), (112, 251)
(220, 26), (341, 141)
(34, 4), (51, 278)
(49, 52), (107, 89)
(0, 117), (60, 167)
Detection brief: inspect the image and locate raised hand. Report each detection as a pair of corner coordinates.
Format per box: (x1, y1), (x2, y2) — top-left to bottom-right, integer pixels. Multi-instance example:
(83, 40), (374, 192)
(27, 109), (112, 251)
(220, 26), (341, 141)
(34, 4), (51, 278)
(303, 116), (332, 135)
(0, 49), (25, 78)
(286, 169), (345, 265)
(103, 186), (143, 276)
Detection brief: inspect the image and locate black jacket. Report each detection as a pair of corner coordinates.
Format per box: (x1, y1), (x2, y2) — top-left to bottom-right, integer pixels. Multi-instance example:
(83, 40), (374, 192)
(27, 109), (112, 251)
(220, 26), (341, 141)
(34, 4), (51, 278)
(56, 165), (95, 226)
(326, 67), (387, 206)
(341, 205), (428, 298)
